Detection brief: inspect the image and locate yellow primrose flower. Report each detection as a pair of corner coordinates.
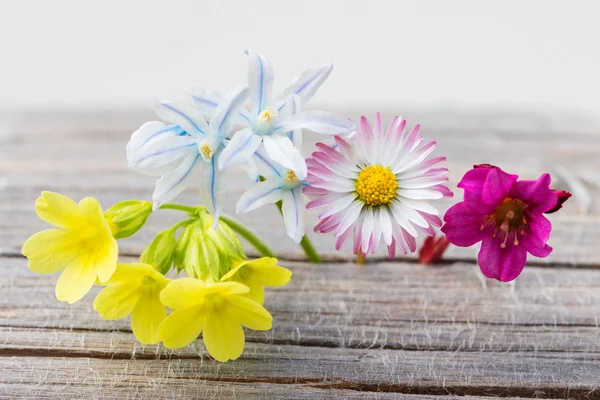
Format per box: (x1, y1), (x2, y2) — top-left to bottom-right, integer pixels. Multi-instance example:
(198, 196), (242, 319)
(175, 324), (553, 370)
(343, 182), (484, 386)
(21, 192), (118, 304)
(93, 263), (169, 344)
(220, 257), (292, 305)
(158, 279), (272, 362)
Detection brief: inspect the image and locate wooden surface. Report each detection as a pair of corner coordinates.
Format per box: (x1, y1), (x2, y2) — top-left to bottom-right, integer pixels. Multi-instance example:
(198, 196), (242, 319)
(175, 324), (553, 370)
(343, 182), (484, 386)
(0, 109), (599, 399)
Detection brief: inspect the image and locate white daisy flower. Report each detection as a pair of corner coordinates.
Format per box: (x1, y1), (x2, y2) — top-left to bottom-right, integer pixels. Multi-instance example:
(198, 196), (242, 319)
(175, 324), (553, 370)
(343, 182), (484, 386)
(305, 113), (453, 257)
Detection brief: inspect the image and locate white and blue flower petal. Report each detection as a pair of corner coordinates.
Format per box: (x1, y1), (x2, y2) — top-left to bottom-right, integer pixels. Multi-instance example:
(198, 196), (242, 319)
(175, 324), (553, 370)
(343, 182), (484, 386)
(199, 155), (224, 227)
(252, 147), (285, 179)
(281, 187), (306, 243)
(209, 85), (250, 137)
(127, 121), (196, 177)
(274, 63), (333, 110)
(262, 135), (307, 180)
(280, 94), (303, 149)
(245, 49), (274, 116)
(237, 180), (284, 213)
(187, 87), (252, 126)
(151, 99), (209, 138)
(218, 128), (263, 171)
(152, 152), (201, 209)
(273, 111), (355, 136)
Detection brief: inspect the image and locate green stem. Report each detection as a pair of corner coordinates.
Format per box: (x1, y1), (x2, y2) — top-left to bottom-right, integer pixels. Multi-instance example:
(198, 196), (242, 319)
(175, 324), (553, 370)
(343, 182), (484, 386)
(274, 200), (322, 263)
(159, 203), (200, 214)
(170, 219), (195, 232)
(220, 215), (277, 258)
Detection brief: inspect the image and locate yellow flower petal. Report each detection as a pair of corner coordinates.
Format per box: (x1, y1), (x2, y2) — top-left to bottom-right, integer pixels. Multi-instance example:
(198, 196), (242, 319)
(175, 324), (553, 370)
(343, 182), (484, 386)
(160, 278), (208, 309)
(95, 240), (119, 283)
(244, 282), (265, 305)
(93, 281), (142, 320)
(159, 306), (206, 349)
(101, 263), (148, 285)
(35, 191), (84, 230)
(55, 257), (99, 304)
(22, 229), (81, 274)
(203, 281), (249, 296)
(224, 295), (272, 331)
(78, 197), (108, 229)
(203, 312), (245, 362)
(247, 258), (292, 287)
(131, 285), (167, 345)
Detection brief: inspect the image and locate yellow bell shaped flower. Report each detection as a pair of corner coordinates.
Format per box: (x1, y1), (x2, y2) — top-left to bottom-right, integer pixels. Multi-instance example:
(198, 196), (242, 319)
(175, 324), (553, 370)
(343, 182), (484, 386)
(93, 263), (169, 344)
(220, 257), (292, 305)
(158, 279), (272, 362)
(21, 192), (118, 304)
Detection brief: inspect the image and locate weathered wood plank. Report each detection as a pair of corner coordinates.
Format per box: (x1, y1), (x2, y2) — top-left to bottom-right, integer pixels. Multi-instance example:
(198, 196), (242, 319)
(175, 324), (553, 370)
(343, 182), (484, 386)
(3, 256), (600, 352)
(0, 351), (597, 398)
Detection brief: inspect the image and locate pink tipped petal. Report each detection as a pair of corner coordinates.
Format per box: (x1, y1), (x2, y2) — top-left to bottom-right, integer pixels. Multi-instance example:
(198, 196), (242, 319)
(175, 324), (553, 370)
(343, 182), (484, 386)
(403, 124), (423, 151)
(359, 116), (373, 141)
(335, 225), (354, 251)
(385, 116), (401, 138)
(418, 211), (442, 228)
(373, 113), (383, 137)
(478, 236), (528, 282)
(387, 239), (397, 258)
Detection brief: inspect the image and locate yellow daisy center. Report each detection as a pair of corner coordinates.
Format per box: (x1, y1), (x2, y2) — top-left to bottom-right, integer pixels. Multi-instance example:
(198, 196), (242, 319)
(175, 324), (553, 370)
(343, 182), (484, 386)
(355, 164), (398, 206)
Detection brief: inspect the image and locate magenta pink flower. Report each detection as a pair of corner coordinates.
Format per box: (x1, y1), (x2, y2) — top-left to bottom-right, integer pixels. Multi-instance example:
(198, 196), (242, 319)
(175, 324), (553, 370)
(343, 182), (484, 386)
(305, 113), (452, 257)
(441, 165), (564, 281)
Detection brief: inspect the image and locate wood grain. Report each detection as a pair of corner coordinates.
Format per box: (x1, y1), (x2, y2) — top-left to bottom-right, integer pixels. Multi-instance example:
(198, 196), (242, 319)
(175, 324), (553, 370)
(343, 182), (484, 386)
(1, 110), (599, 399)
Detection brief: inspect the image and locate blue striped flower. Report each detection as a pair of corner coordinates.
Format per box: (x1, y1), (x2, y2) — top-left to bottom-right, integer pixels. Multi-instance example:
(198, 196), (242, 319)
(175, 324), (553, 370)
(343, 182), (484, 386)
(126, 85), (249, 225)
(188, 49), (354, 178)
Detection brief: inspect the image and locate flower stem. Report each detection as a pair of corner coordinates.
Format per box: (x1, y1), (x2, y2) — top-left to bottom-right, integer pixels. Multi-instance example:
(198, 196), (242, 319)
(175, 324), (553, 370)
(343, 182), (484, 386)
(219, 215), (277, 258)
(274, 199), (322, 263)
(159, 203), (200, 215)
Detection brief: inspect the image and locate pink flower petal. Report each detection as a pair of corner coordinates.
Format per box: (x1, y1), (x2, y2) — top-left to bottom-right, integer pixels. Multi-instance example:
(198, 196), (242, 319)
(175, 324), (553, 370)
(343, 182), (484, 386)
(478, 235), (528, 282)
(481, 167), (518, 206)
(521, 212), (553, 258)
(509, 173), (557, 213)
(441, 202), (488, 247)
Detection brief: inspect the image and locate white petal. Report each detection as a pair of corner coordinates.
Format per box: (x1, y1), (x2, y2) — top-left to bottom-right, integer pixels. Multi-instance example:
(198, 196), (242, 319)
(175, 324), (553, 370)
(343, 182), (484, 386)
(187, 87), (252, 126)
(127, 122), (196, 176)
(152, 153), (201, 209)
(336, 201), (364, 235)
(252, 147), (286, 178)
(280, 94), (303, 149)
(397, 189), (444, 200)
(245, 49), (274, 116)
(237, 180), (284, 213)
(317, 193), (355, 219)
(281, 188), (306, 243)
(274, 63), (333, 108)
(398, 176), (448, 189)
(209, 85), (250, 137)
(379, 207), (393, 246)
(199, 156), (224, 226)
(397, 198), (439, 216)
(309, 176), (354, 193)
(218, 128), (262, 171)
(243, 158), (259, 181)
(361, 208), (375, 253)
(151, 99), (208, 138)
(262, 135), (307, 179)
(389, 202), (419, 238)
(273, 111), (354, 136)
(394, 202), (428, 229)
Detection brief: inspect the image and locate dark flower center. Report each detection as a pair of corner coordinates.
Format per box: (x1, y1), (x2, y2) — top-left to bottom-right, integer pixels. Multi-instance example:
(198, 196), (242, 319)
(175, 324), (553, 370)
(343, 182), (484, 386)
(484, 197), (527, 248)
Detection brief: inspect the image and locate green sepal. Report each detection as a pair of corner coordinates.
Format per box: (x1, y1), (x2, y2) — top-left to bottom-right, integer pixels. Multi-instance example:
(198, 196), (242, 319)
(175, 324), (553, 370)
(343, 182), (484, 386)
(140, 228), (176, 275)
(104, 200), (153, 239)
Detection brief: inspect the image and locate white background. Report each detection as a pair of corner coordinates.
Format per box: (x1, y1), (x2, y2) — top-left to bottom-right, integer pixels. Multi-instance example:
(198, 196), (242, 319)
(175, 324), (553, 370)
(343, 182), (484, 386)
(0, 0), (599, 114)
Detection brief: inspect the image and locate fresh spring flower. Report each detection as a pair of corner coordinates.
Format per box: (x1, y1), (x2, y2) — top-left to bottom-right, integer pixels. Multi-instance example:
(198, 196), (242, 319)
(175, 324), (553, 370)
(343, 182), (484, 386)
(188, 49), (355, 176)
(306, 114), (452, 256)
(21, 192), (118, 304)
(221, 257), (292, 304)
(93, 262), (169, 344)
(126, 85), (250, 223)
(158, 280), (273, 362)
(236, 148), (308, 242)
(441, 164), (565, 282)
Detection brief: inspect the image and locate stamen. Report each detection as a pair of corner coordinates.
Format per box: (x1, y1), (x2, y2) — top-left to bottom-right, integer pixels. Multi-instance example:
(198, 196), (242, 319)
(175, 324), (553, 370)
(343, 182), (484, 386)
(506, 210), (515, 219)
(201, 144), (212, 157)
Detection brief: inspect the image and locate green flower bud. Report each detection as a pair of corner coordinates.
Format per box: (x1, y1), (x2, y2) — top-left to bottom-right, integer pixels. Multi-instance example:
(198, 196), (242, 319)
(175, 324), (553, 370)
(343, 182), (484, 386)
(140, 228), (176, 275)
(104, 200), (153, 239)
(178, 214), (246, 281)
